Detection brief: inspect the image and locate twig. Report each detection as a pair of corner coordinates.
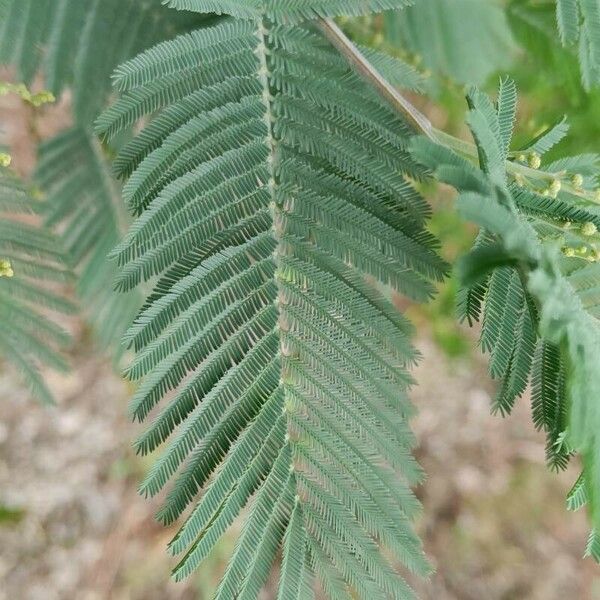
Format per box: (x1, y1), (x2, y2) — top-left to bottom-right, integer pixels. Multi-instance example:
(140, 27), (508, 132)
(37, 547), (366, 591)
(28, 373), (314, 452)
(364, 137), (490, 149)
(316, 18), (436, 141)
(316, 18), (597, 200)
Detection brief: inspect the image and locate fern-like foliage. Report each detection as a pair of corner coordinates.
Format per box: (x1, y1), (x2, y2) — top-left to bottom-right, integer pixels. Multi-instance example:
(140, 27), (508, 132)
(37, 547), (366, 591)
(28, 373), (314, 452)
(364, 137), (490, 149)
(406, 79), (580, 467)
(33, 129), (140, 356)
(555, 0), (600, 88)
(412, 80), (600, 556)
(0, 0), (217, 355)
(165, 0), (413, 21)
(0, 0), (212, 124)
(0, 163), (73, 403)
(98, 12), (448, 597)
(450, 87), (600, 469)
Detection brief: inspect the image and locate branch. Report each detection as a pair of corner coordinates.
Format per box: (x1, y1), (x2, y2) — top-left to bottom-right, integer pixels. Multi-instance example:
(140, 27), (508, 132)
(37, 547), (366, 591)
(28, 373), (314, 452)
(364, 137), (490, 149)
(316, 18), (436, 141)
(317, 18), (596, 200)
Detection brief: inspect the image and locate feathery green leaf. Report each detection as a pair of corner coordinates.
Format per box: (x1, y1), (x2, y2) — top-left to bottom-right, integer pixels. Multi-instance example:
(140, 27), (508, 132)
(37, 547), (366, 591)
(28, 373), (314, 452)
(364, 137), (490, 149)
(0, 165), (73, 403)
(99, 16), (445, 597)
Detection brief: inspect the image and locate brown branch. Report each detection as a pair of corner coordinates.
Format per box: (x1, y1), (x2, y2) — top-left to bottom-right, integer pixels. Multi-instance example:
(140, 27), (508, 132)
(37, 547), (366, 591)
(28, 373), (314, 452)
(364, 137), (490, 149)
(316, 17), (436, 140)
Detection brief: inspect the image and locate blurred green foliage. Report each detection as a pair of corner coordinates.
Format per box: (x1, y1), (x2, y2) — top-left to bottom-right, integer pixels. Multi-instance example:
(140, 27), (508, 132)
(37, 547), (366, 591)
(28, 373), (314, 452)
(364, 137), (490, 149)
(507, 0), (600, 157)
(384, 0), (518, 85)
(419, 208), (477, 358)
(0, 504), (25, 525)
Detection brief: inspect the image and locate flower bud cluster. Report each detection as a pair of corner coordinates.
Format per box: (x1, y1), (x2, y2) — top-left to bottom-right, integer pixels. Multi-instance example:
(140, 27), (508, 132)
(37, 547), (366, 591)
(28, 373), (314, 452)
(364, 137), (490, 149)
(0, 259), (14, 278)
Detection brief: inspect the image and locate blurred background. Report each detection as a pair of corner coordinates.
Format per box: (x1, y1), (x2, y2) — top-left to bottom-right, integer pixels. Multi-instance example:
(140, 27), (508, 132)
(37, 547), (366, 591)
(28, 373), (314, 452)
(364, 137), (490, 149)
(2, 1), (600, 598)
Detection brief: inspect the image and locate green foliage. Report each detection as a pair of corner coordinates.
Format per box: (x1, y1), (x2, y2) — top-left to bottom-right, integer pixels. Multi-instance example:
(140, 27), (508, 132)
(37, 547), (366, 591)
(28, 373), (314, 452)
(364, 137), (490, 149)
(164, 0), (413, 21)
(412, 78), (600, 558)
(0, 0), (211, 124)
(34, 129), (140, 357)
(509, 0), (600, 89)
(505, 0), (600, 170)
(98, 15), (447, 597)
(383, 0), (518, 85)
(556, 0), (600, 88)
(0, 503), (25, 525)
(0, 164), (73, 404)
(0, 0), (215, 356)
(4, 0), (600, 594)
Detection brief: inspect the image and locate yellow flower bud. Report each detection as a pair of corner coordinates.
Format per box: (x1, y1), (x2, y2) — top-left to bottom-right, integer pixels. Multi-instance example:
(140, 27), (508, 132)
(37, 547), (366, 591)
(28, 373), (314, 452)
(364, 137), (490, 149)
(30, 90), (55, 107)
(0, 153), (11, 167)
(0, 82), (55, 106)
(582, 222), (598, 236)
(0, 259), (14, 278)
(572, 173), (584, 189)
(372, 32), (384, 48)
(528, 152), (541, 169)
(15, 83), (28, 97)
(549, 179), (562, 198)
